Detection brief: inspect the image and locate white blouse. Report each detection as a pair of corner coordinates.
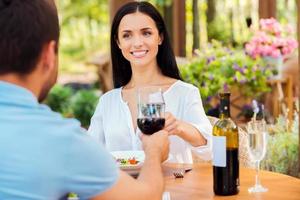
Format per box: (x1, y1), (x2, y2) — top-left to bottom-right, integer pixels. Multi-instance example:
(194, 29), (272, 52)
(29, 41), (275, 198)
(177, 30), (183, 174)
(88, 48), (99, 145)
(88, 80), (212, 163)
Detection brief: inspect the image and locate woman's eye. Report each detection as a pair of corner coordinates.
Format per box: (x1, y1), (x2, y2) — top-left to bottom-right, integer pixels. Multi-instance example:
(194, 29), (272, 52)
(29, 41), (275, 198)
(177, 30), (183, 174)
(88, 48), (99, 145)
(122, 33), (131, 39)
(143, 31), (152, 37)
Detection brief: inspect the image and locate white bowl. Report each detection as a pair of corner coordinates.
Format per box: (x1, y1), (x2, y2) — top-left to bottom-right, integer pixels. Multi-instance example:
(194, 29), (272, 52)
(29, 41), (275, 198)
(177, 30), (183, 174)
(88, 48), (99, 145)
(111, 150), (145, 175)
(111, 150), (174, 176)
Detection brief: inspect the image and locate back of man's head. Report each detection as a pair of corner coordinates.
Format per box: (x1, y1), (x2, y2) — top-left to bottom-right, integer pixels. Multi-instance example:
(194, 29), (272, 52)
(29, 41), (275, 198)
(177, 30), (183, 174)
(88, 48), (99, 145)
(0, 0), (59, 75)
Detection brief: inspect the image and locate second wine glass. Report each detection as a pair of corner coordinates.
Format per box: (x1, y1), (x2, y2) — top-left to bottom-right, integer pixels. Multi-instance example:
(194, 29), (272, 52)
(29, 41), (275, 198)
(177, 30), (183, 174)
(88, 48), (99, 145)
(137, 86), (165, 135)
(247, 120), (268, 193)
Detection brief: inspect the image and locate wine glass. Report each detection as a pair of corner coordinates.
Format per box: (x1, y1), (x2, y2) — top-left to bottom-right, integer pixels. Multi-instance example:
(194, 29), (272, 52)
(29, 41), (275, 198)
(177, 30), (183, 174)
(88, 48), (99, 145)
(137, 86), (165, 135)
(246, 120), (268, 193)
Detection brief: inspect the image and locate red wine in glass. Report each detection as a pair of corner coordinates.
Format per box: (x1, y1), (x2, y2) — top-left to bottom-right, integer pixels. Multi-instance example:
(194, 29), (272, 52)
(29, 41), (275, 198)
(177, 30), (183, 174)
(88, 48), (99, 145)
(137, 87), (165, 135)
(137, 117), (165, 135)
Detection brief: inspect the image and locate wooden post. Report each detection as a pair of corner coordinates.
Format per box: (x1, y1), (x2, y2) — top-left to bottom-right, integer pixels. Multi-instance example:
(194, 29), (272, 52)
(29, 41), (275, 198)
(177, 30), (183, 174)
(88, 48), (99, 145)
(206, 0), (216, 23)
(206, 0), (216, 42)
(259, 0), (277, 19)
(192, 0), (200, 53)
(109, 0), (133, 23)
(163, 4), (173, 45)
(172, 0), (186, 57)
(297, 0), (300, 174)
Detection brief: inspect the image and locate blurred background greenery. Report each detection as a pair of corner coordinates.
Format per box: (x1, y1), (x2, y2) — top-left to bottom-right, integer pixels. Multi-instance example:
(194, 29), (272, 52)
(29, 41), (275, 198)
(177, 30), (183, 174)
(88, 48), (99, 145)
(56, 0), (298, 73)
(50, 0), (298, 125)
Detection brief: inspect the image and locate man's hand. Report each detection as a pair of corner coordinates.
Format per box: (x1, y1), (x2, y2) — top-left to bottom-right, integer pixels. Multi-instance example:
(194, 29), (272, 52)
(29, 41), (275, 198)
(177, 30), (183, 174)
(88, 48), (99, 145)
(141, 130), (169, 162)
(163, 112), (183, 136)
(94, 130), (169, 200)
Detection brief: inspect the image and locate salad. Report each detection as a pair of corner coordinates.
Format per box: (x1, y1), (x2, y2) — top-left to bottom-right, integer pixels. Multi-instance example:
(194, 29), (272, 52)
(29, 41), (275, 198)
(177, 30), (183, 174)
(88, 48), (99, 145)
(115, 157), (139, 165)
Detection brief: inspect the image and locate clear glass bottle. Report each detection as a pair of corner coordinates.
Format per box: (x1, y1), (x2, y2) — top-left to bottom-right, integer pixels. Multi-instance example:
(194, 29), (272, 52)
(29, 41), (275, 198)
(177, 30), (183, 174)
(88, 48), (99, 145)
(212, 92), (239, 195)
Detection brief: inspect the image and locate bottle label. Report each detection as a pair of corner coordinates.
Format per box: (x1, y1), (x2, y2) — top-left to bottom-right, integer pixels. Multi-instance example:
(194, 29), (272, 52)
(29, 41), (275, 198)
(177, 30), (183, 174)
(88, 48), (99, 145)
(212, 136), (226, 167)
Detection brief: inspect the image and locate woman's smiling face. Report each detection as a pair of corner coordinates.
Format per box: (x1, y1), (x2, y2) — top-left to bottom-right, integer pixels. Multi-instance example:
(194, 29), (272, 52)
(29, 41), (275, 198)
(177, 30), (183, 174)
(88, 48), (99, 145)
(117, 12), (162, 67)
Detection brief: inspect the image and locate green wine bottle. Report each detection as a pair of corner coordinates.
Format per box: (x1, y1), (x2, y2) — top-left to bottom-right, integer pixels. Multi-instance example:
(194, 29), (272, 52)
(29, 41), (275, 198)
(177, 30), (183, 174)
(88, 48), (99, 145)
(212, 92), (239, 195)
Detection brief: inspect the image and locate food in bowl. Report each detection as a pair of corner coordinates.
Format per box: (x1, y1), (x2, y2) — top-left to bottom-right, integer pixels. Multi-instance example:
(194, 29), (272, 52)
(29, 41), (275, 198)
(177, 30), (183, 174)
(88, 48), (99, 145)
(115, 157), (140, 165)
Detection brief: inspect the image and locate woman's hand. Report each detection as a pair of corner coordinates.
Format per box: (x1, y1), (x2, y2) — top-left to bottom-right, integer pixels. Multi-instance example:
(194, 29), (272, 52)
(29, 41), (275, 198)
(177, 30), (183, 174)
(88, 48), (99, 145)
(163, 112), (183, 136)
(163, 112), (207, 147)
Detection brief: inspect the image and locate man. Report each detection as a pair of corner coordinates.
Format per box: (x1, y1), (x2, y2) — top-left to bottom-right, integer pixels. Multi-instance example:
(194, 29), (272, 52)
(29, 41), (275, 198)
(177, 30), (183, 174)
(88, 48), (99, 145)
(0, 0), (169, 199)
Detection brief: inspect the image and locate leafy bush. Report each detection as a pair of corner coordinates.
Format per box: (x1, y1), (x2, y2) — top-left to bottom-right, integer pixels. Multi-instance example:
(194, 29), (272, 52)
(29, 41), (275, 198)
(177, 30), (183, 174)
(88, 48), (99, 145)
(71, 90), (99, 128)
(45, 84), (99, 128)
(180, 41), (274, 111)
(45, 85), (73, 114)
(261, 108), (299, 178)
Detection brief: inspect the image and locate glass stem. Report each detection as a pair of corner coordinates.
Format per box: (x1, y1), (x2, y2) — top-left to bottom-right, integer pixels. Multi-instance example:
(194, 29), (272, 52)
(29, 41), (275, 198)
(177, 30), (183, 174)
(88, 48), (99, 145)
(255, 161), (260, 186)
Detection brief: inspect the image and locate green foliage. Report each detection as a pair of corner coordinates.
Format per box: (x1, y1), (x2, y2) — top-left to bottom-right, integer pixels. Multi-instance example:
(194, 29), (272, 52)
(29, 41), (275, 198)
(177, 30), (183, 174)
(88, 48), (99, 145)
(261, 110), (299, 178)
(71, 90), (99, 128)
(207, 18), (232, 45)
(180, 41), (273, 111)
(59, 0), (108, 26)
(57, 0), (109, 73)
(45, 84), (99, 128)
(45, 85), (73, 114)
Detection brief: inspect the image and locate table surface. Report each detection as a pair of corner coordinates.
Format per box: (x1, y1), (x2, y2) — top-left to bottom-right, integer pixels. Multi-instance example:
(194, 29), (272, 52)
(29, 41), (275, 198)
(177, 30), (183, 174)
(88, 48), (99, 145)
(163, 163), (300, 200)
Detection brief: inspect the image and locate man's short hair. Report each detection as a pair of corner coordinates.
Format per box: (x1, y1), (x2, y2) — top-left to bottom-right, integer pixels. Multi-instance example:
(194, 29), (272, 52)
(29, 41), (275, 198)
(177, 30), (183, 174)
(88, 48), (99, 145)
(0, 0), (60, 75)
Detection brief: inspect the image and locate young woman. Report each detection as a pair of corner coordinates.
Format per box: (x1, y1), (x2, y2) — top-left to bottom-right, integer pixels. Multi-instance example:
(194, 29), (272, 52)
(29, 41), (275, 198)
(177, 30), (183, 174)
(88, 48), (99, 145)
(88, 1), (212, 163)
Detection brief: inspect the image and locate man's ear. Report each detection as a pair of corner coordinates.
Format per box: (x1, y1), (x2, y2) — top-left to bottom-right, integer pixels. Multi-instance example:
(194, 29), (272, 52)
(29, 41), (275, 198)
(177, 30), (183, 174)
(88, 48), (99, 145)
(41, 41), (57, 72)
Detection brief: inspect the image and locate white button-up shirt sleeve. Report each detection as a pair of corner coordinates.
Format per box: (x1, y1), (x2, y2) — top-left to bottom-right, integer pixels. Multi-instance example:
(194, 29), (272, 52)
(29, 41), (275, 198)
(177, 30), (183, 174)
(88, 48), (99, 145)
(183, 87), (212, 161)
(88, 97), (106, 145)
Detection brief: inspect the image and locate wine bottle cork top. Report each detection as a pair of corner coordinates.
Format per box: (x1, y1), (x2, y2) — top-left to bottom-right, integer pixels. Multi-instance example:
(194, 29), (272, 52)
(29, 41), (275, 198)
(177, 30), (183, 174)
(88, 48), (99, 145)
(219, 92), (231, 98)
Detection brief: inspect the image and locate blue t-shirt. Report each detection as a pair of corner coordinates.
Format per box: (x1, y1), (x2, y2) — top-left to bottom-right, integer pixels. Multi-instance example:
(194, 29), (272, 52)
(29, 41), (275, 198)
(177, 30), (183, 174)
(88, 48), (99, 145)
(0, 81), (119, 200)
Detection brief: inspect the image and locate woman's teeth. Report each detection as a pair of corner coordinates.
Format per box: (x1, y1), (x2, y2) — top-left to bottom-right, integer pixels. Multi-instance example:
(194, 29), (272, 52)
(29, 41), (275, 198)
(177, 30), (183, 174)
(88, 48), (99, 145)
(131, 50), (148, 57)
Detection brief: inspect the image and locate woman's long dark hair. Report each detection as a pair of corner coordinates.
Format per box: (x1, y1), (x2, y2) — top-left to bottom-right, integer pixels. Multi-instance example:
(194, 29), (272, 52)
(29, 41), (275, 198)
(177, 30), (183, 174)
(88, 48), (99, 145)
(110, 1), (182, 88)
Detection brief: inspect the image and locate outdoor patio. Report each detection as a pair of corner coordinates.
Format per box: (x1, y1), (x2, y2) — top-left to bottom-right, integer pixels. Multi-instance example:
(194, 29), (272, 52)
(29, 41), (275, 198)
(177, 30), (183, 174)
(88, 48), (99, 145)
(51, 0), (300, 181)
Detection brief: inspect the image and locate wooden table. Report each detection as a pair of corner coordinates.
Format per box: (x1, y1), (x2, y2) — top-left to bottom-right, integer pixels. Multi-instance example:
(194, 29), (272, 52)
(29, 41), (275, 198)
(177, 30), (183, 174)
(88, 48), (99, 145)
(163, 163), (300, 200)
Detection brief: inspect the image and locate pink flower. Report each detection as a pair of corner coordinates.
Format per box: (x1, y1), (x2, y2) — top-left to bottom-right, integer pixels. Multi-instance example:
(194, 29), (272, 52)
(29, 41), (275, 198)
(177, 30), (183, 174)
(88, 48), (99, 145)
(281, 47), (290, 55)
(271, 49), (281, 58)
(263, 45), (274, 56)
(245, 18), (298, 58)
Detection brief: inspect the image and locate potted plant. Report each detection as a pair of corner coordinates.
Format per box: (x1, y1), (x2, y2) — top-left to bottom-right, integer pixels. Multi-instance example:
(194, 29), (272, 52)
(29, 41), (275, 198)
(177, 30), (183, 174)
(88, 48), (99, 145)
(245, 18), (298, 78)
(180, 41), (273, 118)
